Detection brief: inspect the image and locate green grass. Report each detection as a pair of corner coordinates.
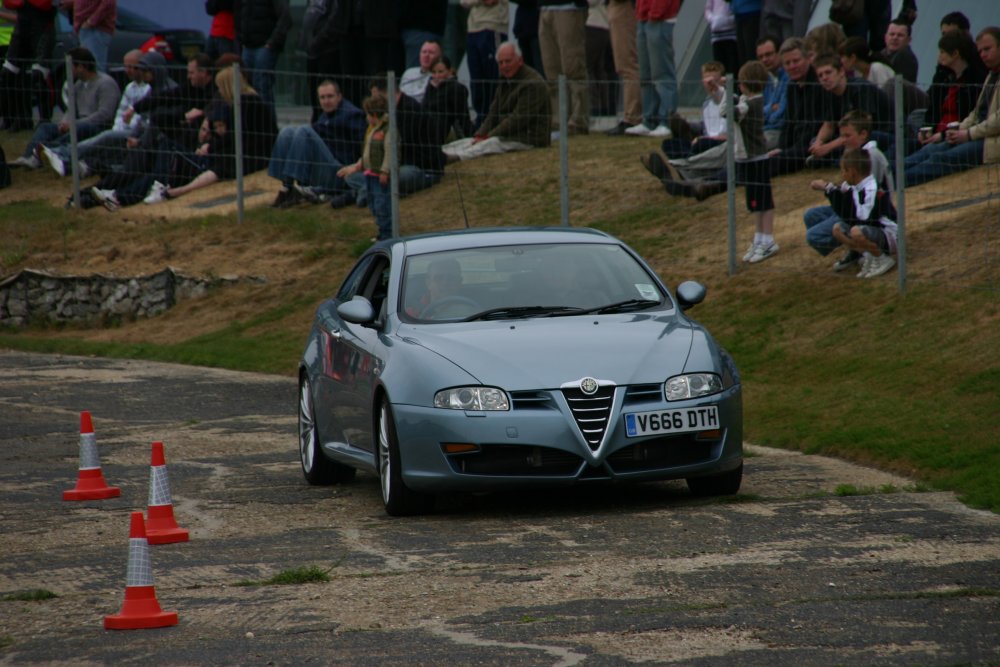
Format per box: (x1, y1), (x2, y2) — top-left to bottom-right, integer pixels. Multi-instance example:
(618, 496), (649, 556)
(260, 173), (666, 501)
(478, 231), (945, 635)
(3, 589), (57, 601)
(235, 566), (332, 587)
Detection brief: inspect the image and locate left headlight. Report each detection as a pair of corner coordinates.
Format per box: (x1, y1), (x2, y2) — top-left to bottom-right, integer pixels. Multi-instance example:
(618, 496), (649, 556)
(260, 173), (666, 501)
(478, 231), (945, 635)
(665, 374), (723, 401)
(434, 387), (510, 411)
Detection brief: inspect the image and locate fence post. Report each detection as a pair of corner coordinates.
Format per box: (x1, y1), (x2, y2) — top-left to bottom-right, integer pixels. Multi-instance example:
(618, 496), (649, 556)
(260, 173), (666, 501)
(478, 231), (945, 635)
(388, 71), (400, 239)
(893, 74), (907, 294)
(558, 74), (569, 226)
(65, 54), (80, 210)
(724, 75), (737, 275)
(233, 64), (244, 225)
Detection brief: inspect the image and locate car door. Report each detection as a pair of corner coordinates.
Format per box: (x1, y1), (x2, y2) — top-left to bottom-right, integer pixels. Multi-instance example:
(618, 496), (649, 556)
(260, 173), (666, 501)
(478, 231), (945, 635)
(316, 254), (390, 454)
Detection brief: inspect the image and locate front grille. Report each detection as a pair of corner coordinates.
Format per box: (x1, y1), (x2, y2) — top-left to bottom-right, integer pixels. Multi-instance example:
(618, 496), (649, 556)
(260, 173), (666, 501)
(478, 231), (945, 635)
(509, 390), (554, 409)
(624, 383), (663, 405)
(562, 386), (614, 451)
(606, 435), (719, 473)
(446, 444), (583, 476)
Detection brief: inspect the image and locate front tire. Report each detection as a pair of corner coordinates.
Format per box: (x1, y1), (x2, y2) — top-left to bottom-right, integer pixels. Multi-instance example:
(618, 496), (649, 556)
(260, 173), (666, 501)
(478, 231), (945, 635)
(299, 375), (356, 485)
(686, 462), (743, 497)
(377, 399), (433, 516)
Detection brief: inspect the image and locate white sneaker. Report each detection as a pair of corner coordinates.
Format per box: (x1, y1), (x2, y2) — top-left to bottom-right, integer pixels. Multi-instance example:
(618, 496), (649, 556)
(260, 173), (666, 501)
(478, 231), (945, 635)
(41, 145), (66, 177)
(11, 155), (41, 169)
(91, 186), (119, 211)
(293, 182), (327, 204)
(748, 242), (779, 263)
(649, 124), (673, 139)
(624, 123), (651, 137)
(856, 253), (872, 278)
(864, 253), (896, 278)
(742, 243), (758, 262)
(143, 180), (169, 204)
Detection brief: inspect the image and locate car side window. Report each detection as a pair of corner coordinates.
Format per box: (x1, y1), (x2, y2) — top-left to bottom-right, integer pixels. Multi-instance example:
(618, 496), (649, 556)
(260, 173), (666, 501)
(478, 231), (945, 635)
(336, 256), (374, 302)
(364, 260), (391, 320)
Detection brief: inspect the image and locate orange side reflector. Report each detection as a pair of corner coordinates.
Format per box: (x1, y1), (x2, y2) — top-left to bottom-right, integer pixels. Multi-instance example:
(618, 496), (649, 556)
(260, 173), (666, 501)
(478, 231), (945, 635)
(695, 429), (722, 441)
(442, 443), (479, 454)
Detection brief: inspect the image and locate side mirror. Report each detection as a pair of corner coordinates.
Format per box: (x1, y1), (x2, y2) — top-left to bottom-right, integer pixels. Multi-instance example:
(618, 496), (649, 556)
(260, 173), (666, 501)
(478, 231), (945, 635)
(337, 297), (376, 324)
(675, 281), (706, 311)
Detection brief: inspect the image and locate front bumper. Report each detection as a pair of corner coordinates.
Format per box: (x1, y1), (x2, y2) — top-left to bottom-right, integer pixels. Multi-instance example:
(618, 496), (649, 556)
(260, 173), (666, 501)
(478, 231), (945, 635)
(391, 384), (742, 493)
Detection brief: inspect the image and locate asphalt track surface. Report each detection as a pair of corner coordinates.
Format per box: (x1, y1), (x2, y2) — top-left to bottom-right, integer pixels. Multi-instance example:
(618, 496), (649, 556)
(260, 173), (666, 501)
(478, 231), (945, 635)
(1, 350), (998, 666)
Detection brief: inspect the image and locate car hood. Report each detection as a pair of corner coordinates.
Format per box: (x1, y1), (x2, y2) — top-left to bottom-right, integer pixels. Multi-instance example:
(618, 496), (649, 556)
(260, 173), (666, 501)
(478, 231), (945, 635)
(399, 314), (696, 390)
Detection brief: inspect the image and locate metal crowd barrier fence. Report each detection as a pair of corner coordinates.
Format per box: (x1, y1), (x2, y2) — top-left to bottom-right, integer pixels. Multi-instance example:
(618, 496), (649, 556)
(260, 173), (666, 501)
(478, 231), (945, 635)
(4, 63), (996, 292)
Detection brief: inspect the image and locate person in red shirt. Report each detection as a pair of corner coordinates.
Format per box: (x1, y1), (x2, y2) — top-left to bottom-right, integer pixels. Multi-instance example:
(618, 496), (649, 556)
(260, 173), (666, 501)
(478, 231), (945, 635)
(205, 0), (237, 61)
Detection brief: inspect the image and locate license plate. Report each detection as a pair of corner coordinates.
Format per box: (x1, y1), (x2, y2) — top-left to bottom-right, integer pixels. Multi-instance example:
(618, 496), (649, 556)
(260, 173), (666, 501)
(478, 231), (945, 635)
(624, 406), (719, 437)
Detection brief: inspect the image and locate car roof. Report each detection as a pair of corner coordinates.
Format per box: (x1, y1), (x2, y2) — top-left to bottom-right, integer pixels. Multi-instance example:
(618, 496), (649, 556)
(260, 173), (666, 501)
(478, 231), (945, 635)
(389, 227), (618, 255)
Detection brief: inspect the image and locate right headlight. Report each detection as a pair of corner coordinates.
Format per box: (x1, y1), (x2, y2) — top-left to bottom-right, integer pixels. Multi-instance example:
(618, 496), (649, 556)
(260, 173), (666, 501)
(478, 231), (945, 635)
(665, 374), (723, 401)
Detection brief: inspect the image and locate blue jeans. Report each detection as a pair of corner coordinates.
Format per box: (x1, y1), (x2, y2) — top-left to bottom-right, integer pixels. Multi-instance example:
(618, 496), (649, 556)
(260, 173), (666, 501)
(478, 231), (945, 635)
(267, 125), (346, 192)
(903, 139), (984, 187)
(23, 121), (103, 159)
(242, 45), (278, 106)
(636, 19), (676, 127)
(52, 128), (131, 170)
(466, 29), (506, 126)
(399, 164), (440, 196)
(803, 205), (841, 256)
(366, 174), (392, 240)
(79, 28), (112, 73)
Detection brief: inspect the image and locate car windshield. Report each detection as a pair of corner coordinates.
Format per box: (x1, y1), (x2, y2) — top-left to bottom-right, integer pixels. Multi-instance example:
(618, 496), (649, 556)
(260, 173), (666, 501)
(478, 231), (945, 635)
(401, 242), (666, 322)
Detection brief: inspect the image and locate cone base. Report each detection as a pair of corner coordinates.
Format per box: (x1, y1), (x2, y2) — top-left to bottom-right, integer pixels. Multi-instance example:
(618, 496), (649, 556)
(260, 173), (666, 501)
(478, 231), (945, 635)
(146, 527), (189, 545)
(104, 586), (178, 630)
(63, 486), (121, 501)
(104, 610), (179, 630)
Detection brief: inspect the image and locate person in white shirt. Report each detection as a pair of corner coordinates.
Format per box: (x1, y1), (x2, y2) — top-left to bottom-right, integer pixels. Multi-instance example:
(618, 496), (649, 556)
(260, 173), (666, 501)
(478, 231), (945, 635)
(399, 40), (442, 104)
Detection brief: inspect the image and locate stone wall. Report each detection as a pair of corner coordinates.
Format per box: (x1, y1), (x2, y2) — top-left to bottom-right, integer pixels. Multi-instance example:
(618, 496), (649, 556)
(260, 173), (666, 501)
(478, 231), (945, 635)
(0, 268), (262, 327)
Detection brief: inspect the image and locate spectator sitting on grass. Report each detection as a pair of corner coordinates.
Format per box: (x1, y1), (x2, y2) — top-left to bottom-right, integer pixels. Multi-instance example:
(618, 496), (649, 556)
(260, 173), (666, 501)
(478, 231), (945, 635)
(806, 52), (892, 168)
(804, 110), (893, 272)
(11, 48), (119, 169)
(656, 60), (728, 160)
(822, 146), (898, 279)
(268, 79), (366, 208)
(902, 26), (1000, 188)
(442, 41), (551, 161)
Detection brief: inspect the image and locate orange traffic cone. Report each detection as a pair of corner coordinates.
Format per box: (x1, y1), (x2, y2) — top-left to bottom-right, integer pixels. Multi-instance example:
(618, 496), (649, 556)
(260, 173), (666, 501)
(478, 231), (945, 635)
(145, 441), (189, 545)
(104, 511), (179, 630)
(63, 411), (121, 501)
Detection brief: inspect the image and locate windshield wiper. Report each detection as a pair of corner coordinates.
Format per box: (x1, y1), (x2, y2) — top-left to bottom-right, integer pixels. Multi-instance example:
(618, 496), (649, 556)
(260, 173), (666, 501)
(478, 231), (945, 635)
(584, 298), (661, 314)
(462, 305), (585, 321)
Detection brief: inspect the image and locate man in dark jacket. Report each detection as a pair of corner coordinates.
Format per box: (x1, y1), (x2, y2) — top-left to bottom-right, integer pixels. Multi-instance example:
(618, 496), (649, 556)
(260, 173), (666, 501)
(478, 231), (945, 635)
(368, 74), (447, 198)
(268, 79), (366, 207)
(131, 53), (215, 152)
(233, 0), (291, 105)
(770, 36), (823, 176)
(806, 52), (892, 167)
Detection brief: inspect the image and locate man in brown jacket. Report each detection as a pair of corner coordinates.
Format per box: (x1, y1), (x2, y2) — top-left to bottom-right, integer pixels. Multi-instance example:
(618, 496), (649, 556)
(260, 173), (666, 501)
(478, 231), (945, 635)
(442, 41), (551, 161)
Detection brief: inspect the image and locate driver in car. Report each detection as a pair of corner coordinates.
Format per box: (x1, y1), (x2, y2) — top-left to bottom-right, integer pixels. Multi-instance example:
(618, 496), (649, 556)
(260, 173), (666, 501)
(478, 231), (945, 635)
(407, 258), (465, 318)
